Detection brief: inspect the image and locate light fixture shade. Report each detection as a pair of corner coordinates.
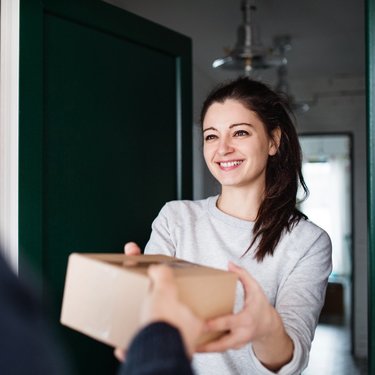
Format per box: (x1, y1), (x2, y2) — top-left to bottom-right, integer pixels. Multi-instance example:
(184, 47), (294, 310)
(274, 35), (310, 113)
(212, 0), (284, 74)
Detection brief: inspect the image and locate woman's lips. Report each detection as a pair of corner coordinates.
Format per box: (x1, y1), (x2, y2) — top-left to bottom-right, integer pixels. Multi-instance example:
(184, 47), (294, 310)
(217, 160), (244, 170)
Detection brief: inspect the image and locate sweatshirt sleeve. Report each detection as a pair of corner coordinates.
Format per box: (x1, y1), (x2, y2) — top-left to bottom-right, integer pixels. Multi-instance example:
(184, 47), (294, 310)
(144, 203), (176, 256)
(252, 229), (332, 375)
(119, 322), (194, 375)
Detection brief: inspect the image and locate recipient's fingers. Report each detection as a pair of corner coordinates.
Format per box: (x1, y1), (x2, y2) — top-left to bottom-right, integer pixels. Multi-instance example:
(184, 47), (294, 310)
(124, 242), (141, 255)
(114, 347), (126, 362)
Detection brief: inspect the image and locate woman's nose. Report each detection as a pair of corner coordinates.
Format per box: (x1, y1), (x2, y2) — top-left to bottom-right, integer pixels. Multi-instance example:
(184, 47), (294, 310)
(217, 137), (234, 156)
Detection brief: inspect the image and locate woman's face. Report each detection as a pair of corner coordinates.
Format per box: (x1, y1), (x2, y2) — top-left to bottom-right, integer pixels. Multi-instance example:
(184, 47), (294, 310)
(202, 99), (279, 190)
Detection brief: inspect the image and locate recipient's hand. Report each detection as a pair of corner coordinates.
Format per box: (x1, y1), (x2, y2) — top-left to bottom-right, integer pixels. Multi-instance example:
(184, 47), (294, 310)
(198, 262), (293, 371)
(123, 242), (141, 255)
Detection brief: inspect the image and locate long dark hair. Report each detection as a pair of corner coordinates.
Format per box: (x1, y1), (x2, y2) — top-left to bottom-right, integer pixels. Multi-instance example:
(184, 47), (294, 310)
(200, 77), (308, 262)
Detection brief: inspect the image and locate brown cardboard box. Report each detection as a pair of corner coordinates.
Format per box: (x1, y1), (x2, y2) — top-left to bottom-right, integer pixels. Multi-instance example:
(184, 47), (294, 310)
(60, 253), (238, 349)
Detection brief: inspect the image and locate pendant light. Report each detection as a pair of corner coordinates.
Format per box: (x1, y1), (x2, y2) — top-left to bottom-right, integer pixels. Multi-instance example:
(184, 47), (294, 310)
(212, 0), (284, 76)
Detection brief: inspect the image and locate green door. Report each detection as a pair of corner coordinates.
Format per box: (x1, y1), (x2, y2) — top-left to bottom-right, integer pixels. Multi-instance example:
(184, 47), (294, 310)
(19, 0), (192, 373)
(368, 0), (375, 372)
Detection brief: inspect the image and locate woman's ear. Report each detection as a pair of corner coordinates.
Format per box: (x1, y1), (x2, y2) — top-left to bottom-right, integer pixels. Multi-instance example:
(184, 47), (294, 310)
(268, 127), (281, 156)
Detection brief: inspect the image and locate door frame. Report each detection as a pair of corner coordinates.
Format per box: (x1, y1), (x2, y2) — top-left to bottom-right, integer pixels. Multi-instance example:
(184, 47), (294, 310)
(0, 0), (20, 271)
(299, 131), (354, 346)
(367, 0), (375, 371)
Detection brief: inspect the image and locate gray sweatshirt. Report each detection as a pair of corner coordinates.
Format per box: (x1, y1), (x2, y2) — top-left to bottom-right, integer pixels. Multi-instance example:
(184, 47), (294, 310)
(145, 196), (332, 375)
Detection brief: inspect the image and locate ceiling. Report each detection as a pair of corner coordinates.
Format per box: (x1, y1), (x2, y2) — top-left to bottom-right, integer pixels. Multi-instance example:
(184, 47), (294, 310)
(105, 0), (365, 85)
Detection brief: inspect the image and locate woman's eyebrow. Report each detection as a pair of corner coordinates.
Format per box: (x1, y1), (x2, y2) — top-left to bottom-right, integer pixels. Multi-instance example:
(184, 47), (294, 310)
(229, 122), (253, 129)
(203, 122), (254, 133)
(202, 126), (217, 133)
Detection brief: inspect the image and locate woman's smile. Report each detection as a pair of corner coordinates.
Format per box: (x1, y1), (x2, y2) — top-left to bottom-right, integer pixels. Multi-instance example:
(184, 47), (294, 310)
(217, 159), (244, 170)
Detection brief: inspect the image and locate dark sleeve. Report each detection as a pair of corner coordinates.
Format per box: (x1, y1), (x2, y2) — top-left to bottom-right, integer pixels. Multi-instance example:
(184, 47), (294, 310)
(119, 322), (194, 375)
(0, 253), (72, 375)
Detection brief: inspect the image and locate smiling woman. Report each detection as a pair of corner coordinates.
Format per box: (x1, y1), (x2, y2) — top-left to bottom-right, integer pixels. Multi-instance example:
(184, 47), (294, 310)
(124, 77), (332, 375)
(202, 100), (279, 218)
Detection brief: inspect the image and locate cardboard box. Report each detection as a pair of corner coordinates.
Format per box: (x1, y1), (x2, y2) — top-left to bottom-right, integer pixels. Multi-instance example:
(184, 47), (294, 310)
(60, 253), (237, 349)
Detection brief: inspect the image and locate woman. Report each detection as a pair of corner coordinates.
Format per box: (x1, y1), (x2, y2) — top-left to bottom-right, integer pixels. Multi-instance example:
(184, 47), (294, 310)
(124, 77), (332, 374)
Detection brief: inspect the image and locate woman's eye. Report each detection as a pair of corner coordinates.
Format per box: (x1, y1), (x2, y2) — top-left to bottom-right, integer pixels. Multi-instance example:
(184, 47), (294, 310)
(204, 134), (217, 142)
(234, 130), (249, 137)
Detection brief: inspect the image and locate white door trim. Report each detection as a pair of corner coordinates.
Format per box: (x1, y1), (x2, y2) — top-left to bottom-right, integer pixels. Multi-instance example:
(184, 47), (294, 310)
(0, 0), (20, 272)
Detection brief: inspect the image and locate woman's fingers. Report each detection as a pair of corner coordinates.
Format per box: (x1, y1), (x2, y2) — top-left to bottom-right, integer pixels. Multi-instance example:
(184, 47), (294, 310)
(228, 261), (254, 286)
(197, 312), (249, 353)
(124, 242), (141, 255)
(198, 333), (236, 353)
(206, 314), (237, 332)
(228, 261), (258, 306)
(199, 262), (271, 354)
(198, 329), (248, 353)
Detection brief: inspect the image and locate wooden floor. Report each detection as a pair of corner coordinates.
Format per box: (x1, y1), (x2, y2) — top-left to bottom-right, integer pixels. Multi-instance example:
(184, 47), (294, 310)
(303, 323), (368, 375)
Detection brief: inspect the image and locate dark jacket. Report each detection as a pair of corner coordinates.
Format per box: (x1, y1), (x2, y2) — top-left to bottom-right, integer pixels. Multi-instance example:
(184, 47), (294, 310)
(120, 322), (194, 375)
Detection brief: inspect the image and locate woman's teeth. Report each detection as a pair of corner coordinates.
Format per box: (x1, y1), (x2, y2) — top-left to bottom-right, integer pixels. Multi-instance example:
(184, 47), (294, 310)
(219, 161), (242, 168)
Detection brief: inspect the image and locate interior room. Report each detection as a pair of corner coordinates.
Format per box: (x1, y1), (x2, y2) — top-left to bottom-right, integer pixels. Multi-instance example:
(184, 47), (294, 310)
(0, 0), (367, 374)
(103, 0), (367, 373)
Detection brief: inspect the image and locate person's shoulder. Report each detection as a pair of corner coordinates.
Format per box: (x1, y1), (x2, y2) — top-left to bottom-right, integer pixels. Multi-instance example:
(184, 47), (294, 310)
(155, 198), (212, 228)
(295, 216), (328, 235)
(163, 196), (212, 217)
(291, 216), (332, 248)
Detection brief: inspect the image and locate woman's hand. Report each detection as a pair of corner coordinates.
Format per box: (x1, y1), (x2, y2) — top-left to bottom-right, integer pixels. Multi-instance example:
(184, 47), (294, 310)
(123, 242), (142, 255)
(115, 242), (142, 361)
(198, 262), (293, 372)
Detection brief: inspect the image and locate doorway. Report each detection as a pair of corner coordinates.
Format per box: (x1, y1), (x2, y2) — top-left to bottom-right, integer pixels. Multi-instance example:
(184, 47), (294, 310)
(299, 134), (352, 285)
(298, 134), (366, 374)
